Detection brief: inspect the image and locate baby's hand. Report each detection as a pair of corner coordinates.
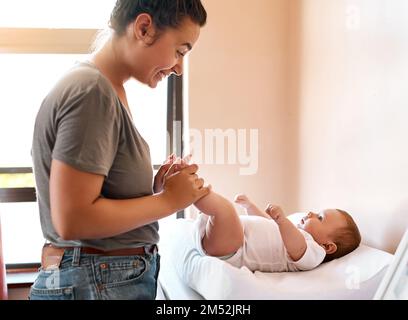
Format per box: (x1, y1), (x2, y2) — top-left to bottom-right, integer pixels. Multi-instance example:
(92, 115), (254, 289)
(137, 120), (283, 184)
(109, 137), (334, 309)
(234, 194), (252, 209)
(265, 204), (285, 223)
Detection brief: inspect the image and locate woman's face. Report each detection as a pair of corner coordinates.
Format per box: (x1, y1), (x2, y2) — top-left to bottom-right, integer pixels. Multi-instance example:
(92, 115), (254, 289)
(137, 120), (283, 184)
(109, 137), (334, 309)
(127, 16), (201, 88)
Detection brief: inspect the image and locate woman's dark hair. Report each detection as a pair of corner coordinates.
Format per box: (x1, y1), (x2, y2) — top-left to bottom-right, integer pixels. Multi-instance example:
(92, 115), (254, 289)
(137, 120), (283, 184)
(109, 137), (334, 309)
(109, 0), (207, 36)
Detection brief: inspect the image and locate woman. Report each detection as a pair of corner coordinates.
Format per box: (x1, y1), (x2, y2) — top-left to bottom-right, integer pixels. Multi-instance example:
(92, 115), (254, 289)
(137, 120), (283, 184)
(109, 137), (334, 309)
(30, 0), (208, 300)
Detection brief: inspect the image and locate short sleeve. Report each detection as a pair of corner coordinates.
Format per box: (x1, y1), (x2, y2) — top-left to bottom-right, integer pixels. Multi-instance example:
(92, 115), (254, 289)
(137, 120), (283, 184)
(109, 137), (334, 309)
(288, 233), (326, 271)
(52, 84), (120, 176)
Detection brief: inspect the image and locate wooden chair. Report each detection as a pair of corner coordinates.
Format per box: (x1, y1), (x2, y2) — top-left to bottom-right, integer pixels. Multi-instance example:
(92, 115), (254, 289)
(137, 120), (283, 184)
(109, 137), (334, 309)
(0, 216), (8, 300)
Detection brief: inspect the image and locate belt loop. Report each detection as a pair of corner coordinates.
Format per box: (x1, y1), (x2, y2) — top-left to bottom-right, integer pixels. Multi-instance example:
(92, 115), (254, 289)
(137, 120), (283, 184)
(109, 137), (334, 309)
(151, 244), (158, 255)
(72, 247), (81, 267)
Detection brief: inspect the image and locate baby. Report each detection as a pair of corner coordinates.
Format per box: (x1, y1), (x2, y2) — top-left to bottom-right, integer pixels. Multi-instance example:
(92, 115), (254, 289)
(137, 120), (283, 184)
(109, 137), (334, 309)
(193, 191), (361, 272)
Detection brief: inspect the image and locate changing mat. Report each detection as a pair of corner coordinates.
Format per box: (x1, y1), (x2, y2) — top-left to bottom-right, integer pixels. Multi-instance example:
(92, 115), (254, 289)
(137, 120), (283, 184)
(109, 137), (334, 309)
(159, 215), (393, 300)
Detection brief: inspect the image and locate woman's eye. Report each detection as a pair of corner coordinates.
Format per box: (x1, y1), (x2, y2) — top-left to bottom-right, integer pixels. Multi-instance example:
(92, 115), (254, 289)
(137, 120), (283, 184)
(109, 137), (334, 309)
(177, 51), (185, 57)
(318, 215), (323, 221)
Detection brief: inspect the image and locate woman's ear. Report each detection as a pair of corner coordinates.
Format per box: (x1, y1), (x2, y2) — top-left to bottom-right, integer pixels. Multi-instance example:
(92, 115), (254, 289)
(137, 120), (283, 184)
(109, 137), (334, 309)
(132, 13), (156, 44)
(322, 242), (337, 255)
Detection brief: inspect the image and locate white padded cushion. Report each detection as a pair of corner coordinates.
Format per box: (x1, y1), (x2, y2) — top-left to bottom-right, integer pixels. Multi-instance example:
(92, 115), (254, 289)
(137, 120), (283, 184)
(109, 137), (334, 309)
(160, 215), (393, 300)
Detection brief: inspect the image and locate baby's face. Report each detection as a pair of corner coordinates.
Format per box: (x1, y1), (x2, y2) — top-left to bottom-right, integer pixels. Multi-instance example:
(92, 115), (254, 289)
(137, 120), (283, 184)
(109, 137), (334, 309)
(297, 209), (347, 245)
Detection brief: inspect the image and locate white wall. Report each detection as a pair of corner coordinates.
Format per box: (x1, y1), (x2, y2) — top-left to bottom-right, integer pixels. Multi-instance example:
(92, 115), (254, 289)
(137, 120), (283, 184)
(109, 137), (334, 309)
(289, 0), (408, 253)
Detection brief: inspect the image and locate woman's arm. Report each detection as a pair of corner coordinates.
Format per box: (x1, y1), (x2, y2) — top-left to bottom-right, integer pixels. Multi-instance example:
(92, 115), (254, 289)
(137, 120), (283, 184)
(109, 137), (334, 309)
(50, 159), (209, 240)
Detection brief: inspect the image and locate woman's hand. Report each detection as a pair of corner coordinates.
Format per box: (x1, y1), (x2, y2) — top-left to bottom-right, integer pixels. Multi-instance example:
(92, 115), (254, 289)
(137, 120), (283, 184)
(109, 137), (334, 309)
(161, 163), (210, 212)
(153, 154), (192, 193)
(153, 154), (176, 194)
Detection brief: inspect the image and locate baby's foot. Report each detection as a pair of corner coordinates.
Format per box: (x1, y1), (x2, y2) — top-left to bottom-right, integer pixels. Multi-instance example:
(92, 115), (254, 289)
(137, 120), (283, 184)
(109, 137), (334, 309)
(234, 194), (252, 209)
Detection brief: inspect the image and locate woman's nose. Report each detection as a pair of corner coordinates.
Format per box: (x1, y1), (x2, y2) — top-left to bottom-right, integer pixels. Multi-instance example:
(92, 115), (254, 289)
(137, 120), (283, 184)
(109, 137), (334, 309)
(172, 60), (183, 76)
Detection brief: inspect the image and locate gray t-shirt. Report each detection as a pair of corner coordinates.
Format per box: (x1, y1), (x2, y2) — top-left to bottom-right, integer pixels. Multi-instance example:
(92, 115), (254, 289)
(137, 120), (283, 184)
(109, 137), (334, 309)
(31, 61), (159, 250)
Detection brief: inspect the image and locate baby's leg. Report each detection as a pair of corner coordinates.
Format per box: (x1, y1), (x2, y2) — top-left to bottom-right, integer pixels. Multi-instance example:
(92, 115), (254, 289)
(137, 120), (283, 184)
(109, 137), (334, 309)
(194, 191), (244, 257)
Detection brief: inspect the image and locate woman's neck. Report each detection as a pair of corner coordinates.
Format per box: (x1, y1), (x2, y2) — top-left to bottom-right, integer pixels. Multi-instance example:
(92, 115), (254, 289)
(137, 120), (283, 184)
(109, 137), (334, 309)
(91, 37), (130, 91)
(90, 38), (132, 113)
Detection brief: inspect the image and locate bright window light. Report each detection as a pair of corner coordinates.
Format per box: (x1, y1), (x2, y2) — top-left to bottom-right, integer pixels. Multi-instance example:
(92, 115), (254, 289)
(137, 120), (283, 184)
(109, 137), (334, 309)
(1, 203), (43, 264)
(0, 0), (117, 29)
(0, 54), (85, 168)
(0, 0), (171, 265)
(126, 80), (168, 165)
(0, 53), (168, 168)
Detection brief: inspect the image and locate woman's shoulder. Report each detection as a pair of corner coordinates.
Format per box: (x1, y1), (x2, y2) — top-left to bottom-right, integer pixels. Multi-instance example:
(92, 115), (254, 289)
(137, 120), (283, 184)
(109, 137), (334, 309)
(42, 61), (121, 120)
(57, 61), (114, 97)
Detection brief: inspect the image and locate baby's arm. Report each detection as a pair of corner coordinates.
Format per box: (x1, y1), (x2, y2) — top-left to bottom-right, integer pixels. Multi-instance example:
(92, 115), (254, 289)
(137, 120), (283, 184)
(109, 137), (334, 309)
(234, 194), (271, 219)
(266, 205), (307, 262)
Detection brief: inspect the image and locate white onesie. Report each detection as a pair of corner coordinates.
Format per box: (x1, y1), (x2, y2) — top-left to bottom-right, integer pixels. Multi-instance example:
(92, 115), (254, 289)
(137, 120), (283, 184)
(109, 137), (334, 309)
(194, 214), (326, 272)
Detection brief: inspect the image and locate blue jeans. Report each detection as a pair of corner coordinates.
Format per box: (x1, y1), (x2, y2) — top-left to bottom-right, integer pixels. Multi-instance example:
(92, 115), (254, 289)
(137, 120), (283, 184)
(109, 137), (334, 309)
(29, 246), (160, 300)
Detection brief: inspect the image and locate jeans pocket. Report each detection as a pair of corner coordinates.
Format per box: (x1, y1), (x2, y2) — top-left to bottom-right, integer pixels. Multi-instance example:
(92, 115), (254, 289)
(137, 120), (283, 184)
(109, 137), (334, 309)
(29, 268), (76, 300)
(29, 286), (74, 300)
(98, 256), (148, 289)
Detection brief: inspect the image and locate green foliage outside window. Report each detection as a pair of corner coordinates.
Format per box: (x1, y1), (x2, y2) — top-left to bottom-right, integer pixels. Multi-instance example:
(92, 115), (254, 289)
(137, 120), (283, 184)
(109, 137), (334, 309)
(0, 173), (35, 188)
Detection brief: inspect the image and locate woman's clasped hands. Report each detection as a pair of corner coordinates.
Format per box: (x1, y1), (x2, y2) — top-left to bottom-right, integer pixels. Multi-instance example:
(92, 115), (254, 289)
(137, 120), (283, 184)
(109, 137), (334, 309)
(153, 154), (210, 212)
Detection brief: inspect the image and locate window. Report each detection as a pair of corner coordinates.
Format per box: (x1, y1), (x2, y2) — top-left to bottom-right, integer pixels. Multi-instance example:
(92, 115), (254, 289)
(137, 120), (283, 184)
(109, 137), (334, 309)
(0, 0), (116, 29)
(0, 1), (182, 267)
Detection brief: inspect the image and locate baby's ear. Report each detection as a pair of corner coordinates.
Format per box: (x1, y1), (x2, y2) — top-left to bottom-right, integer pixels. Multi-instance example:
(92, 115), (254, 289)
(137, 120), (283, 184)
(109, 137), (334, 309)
(323, 242), (337, 254)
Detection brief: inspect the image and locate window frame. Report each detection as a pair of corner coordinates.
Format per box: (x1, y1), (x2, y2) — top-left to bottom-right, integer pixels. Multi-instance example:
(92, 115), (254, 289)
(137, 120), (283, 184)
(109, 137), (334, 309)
(1, 27), (185, 272)
(167, 74), (185, 219)
(0, 28), (98, 54)
(0, 167), (36, 203)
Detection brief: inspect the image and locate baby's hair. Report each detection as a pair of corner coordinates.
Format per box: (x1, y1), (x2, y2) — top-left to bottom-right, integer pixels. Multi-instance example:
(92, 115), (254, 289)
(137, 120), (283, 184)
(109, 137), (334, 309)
(323, 209), (361, 262)
(109, 0), (207, 36)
